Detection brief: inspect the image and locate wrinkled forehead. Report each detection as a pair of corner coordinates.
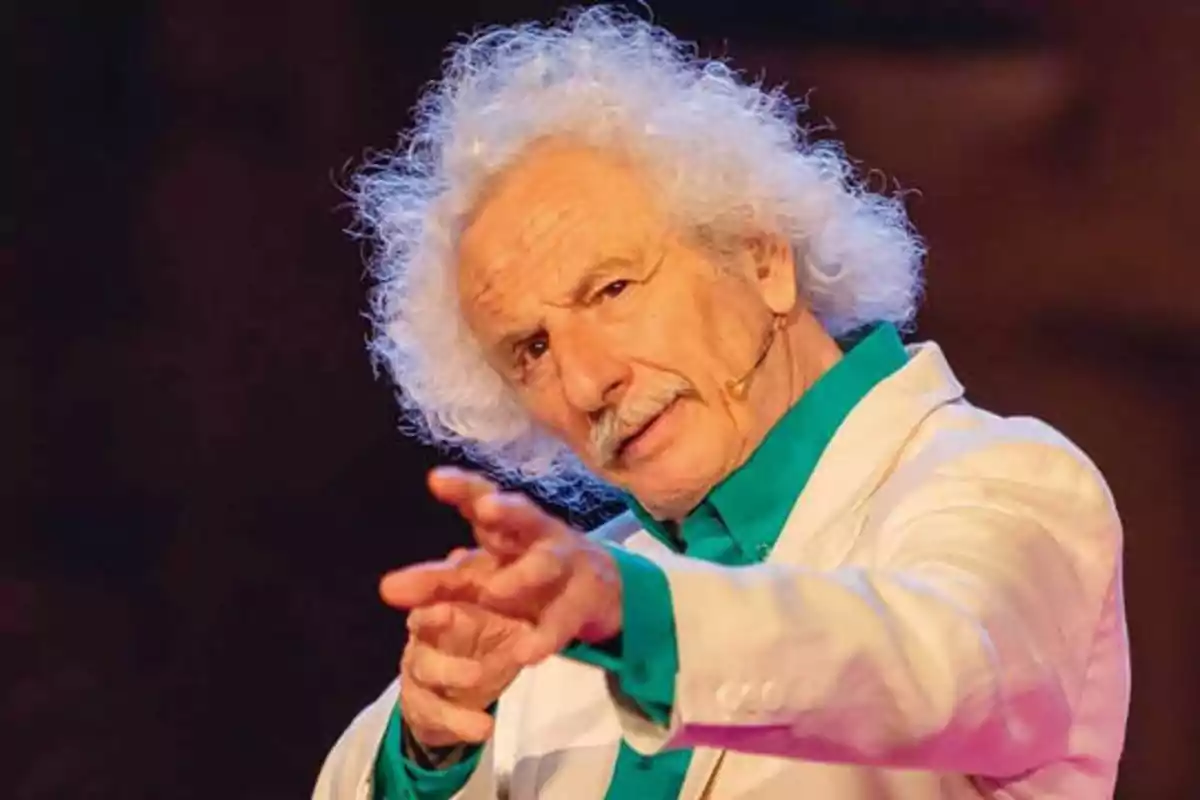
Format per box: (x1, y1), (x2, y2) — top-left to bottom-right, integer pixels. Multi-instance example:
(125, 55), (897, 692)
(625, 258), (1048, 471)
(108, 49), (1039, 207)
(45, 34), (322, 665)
(456, 142), (666, 309)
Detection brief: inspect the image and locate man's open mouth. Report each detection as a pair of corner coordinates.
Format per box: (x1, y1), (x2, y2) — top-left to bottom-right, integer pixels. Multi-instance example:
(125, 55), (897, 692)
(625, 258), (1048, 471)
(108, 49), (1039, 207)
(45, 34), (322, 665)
(615, 398), (678, 460)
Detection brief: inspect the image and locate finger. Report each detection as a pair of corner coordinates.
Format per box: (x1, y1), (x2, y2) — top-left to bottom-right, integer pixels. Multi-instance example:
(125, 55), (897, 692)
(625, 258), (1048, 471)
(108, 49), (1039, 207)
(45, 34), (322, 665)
(380, 561), (470, 609)
(407, 602), (455, 639)
(409, 602), (488, 655)
(472, 492), (562, 557)
(406, 640), (484, 691)
(428, 467), (500, 520)
(400, 679), (495, 746)
(482, 541), (568, 605)
(514, 576), (595, 665)
(428, 470), (528, 562)
(448, 547), (500, 583)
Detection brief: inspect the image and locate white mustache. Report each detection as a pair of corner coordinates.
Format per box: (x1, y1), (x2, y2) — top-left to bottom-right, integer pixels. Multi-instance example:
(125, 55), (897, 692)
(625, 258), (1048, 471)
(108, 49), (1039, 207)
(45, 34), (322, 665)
(590, 376), (693, 465)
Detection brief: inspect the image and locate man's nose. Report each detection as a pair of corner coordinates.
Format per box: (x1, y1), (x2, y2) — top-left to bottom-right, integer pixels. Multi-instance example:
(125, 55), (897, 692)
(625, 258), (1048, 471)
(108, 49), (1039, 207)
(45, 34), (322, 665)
(554, 334), (629, 415)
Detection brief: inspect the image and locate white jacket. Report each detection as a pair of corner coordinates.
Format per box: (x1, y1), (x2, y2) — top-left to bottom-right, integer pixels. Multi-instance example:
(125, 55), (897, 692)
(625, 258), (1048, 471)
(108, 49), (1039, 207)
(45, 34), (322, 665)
(314, 342), (1130, 799)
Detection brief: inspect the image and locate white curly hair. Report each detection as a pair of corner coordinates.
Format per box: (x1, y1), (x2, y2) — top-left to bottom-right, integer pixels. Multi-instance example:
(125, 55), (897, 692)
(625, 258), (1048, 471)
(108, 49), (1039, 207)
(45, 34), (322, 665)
(352, 4), (924, 509)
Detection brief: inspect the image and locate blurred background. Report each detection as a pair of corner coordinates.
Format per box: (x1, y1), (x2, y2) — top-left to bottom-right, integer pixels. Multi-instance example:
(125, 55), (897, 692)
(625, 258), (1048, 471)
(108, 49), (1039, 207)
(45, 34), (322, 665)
(6, 1), (1198, 797)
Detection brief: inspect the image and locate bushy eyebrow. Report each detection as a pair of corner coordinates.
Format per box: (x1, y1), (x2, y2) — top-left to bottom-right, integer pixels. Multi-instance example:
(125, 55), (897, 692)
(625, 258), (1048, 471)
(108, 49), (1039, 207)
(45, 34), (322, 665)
(492, 250), (664, 359)
(562, 250), (666, 306)
(566, 255), (638, 305)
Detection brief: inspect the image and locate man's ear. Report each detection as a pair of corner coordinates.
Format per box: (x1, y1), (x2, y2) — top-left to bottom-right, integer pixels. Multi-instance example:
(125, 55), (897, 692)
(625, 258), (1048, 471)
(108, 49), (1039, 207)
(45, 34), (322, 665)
(744, 231), (799, 316)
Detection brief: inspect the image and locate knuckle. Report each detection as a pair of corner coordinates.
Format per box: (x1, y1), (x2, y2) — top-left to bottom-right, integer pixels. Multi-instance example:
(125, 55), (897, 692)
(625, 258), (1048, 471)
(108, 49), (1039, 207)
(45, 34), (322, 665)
(467, 714), (495, 742)
(441, 657), (472, 689)
(404, 683), (452, 739)
(459, 549), (493, 576)
(531, 549), (561, 578)
(400, 644), (416, 675)
(399, 688), (427, 731)
(407, 646), (432, 685)
(408, 606), (431, 630)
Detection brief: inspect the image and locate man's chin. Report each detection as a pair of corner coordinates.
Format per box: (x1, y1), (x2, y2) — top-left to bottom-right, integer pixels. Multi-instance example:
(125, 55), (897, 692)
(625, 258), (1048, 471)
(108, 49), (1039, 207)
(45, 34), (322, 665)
(610, 453), (713, 515)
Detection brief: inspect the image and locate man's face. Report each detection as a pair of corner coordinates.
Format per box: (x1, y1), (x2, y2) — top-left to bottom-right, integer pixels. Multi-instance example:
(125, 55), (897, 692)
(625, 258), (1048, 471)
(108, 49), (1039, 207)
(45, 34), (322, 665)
(457, 142), (797, 517)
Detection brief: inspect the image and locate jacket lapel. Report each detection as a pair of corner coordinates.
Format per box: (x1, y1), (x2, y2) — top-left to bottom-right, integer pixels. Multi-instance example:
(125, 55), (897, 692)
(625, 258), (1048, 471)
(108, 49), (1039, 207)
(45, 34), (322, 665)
(769, 342), (964, 568)
(673, 343), (964, 800)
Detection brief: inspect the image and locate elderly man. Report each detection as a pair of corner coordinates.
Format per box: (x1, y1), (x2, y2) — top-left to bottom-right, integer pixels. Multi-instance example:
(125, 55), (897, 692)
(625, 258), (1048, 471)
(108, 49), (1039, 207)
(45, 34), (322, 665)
(315, 7), (1129, 799)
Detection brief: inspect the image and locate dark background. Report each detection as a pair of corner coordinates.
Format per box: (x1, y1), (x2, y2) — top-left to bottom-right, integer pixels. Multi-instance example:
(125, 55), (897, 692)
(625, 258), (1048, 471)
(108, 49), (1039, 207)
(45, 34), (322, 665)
(6, 1), (1198, 797)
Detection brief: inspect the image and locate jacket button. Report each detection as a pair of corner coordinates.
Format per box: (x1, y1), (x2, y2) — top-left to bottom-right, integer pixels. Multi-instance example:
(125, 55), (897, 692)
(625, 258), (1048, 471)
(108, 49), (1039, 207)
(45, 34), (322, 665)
(761, 680), (785, 713)
(717, 681), (753, 715)
(716, 682), (737, 712)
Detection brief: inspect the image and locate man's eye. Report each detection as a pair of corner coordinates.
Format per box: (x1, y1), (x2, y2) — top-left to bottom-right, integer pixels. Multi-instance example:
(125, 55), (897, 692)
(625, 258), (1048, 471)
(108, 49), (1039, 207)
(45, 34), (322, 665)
(522, 334), (550, 362)
(598, 280), (629, 299)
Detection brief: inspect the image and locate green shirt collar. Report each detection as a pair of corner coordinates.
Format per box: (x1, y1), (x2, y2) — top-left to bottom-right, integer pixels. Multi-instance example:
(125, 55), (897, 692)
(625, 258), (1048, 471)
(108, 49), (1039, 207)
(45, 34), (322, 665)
(625, 323), (909, 557)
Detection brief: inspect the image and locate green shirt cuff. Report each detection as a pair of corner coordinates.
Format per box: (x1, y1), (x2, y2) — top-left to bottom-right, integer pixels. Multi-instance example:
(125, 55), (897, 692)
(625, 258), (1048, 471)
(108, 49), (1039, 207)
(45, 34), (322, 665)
(561, 546), (678, 724)
(373, 705), (481, 800)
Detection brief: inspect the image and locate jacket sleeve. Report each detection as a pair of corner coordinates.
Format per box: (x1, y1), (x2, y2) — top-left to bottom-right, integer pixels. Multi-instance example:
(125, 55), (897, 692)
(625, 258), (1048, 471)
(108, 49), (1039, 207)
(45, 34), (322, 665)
(611, 441), (1123, 778)
(561, 547), (678, 724)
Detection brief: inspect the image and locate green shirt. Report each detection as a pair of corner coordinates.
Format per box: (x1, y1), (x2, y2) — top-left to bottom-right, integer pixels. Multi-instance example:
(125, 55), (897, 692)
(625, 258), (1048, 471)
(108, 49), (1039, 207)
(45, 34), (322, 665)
(373, 324), (908, 800)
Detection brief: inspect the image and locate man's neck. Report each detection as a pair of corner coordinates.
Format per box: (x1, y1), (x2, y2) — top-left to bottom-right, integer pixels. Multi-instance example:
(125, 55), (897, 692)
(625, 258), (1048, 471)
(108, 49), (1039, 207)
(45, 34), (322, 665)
(728, 313), (844, 483)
